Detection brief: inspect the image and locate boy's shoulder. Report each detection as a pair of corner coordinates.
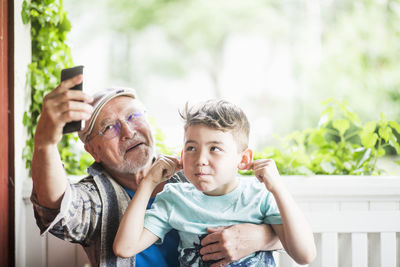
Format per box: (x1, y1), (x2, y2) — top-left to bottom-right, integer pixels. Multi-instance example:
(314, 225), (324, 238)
(154, 182), (197, 205)
(238, 176), (271, 195)
(163, 180), (196, 194)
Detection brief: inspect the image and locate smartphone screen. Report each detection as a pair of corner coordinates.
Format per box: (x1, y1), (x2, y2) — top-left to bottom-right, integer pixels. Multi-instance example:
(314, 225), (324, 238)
(61, 65), (85, 134)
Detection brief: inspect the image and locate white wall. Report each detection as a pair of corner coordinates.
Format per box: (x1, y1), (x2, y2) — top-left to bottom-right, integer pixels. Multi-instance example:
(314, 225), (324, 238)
(14, 0), (33, 266)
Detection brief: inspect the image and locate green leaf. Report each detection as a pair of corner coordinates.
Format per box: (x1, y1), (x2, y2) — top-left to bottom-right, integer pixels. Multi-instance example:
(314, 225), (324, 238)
(21, 1), (31, 24)
(309, 130), (326, 147)
(320, 161), (336, 174)
(333, 119), (350, 136)
(378, 126), (392, 142)
(377, 147), (386, 157)
(387, 129), (400, 154)
(354, 148), (371, 167)
(389, 121), (400, 134)
(361, 132), (378, 148)
(363, 121), (376, 135)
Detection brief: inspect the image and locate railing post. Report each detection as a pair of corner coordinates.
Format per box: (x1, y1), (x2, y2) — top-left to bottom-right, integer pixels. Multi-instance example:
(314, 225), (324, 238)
(380, 232), (396, 267)
(351, 233), (368, 267)
(320, 232), (338, 267)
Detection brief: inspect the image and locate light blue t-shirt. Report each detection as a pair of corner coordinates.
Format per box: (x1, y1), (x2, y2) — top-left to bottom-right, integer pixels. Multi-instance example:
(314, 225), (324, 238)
(144, 176), (282, 266)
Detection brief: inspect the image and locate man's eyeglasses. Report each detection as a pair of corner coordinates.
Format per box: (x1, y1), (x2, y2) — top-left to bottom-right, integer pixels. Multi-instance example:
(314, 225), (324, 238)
(88, 112), (145, 141)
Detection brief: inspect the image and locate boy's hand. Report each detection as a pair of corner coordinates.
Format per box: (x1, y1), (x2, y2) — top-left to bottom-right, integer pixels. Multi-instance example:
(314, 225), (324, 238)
(251, 159), (281, 192)
(146, 154), (182, 185)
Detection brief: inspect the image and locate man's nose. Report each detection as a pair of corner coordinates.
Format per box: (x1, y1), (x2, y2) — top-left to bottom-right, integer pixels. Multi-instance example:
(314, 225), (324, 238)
(120, 121), (135, 139)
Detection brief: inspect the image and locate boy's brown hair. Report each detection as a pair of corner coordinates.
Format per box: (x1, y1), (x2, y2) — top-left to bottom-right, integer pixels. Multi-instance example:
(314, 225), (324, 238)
(180, 99), (250, 151)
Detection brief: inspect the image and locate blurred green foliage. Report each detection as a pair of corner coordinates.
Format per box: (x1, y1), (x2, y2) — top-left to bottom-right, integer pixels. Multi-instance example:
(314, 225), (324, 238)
(22, 0), (400, 176)
(105, 0), (288, 97)
(302, 0), (400, 125)
(104, 0), (400, 131)
(149, 117), (179, 156)
(240, 99), (400, 176)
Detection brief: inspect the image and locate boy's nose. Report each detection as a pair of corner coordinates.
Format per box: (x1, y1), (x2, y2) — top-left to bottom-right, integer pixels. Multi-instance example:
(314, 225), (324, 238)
(196, 150), (208, 166)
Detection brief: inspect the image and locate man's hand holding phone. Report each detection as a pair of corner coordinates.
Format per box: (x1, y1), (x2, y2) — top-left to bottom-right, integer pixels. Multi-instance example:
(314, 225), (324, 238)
(61, 65), (86, 134)
(34, 66), (93, 147)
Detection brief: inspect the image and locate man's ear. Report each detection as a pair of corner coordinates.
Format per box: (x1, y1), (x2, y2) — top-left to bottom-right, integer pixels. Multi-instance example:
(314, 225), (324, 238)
(238, 148), (253, 170)
(84, 143), (101, 163)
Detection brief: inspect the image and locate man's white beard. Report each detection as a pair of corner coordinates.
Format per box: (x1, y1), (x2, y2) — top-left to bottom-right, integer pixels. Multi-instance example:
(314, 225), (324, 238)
(110, 145), (155, 175)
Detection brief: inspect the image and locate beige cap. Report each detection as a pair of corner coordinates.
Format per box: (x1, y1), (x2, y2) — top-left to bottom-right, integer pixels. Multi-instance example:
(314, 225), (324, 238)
(78, 87), (137, 142)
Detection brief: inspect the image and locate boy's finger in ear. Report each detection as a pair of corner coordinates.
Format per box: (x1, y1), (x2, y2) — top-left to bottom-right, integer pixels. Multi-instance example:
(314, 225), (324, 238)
(176, 163), (183, 171)
(247, 162), (254, 170)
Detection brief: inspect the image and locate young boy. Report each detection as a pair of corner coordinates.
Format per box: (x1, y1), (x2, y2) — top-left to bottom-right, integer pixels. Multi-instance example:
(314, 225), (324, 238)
(114, 100), (316, 266)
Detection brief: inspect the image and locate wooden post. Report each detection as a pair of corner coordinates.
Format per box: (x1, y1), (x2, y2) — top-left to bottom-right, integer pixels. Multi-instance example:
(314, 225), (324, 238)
(0, 0), (14, 266)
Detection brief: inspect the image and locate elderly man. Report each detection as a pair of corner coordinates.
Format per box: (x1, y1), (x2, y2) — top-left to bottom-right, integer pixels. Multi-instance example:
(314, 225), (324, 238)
(31, 74), (281, 267)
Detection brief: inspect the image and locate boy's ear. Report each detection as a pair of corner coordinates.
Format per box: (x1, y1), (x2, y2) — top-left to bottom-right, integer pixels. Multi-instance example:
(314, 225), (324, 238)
(238, 148), (253, 170)
(179, 150), (183, 166)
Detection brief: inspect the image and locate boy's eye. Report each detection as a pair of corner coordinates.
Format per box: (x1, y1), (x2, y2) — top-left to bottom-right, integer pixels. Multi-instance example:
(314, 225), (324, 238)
(210, 146), (221, 152)
(186, 146), (195, 151)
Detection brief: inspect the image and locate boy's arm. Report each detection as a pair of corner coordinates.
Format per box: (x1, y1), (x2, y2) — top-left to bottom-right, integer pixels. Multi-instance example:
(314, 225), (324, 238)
(113, 179), (159, 258)
(253, 159), (316, 265)
(269, 186), (316, 265)
(113, 155), (181, 258)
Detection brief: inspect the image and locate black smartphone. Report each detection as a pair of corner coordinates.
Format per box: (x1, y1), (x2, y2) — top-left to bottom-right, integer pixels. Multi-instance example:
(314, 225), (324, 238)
(61, 65), (85, 134)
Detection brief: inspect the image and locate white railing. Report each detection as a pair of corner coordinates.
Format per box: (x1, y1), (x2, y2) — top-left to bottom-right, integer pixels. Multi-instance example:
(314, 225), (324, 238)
(21, 176), (400, 267)
(274, 176), (400, 267)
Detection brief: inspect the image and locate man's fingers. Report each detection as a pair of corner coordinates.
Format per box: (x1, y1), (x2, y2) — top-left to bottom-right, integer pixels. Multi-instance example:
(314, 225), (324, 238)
(201, 230), (222, 246)
(200, 243), (221, 256)
(201, 251), (224, 262)
(61, 89), (93, 103)
(58, 100), (94, 115)
(58, 74), (83, 92)
(60, 110), (92, 123)
(48, 75), (93, 106)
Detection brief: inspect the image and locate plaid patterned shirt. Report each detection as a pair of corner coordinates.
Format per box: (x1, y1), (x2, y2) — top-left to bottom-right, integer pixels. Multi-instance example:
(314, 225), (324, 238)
(31, 162), (187, 267)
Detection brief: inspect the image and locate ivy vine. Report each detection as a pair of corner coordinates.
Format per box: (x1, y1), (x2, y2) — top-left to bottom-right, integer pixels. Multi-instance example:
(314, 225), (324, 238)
(21, 0), (93, 175)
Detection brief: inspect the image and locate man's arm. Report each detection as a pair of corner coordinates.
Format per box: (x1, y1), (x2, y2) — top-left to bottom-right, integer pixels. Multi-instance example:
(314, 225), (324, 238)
(32, 75), (93, 209)
(200, 223), (282, 267)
